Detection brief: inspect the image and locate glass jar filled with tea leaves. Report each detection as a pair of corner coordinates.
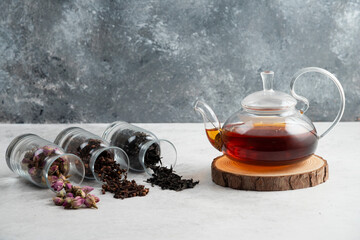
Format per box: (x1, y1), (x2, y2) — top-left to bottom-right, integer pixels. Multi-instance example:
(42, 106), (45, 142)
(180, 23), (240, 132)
(54, 127), (130, 182)
(6, 134), (85, 190)
(102, 121), (177, 175)
(103, 122), (199, 191)
(55, 127), (149, 199)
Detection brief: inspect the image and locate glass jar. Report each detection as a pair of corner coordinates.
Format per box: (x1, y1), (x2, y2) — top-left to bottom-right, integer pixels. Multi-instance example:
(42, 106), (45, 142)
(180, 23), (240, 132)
(54, 127), (129, 182)
(6, 134), (85, 190)
(102, 121), (177, 175)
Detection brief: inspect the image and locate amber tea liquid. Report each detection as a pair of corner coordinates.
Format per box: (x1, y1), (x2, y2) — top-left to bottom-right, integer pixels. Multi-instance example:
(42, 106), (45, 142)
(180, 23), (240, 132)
(208, 123), (318, 165)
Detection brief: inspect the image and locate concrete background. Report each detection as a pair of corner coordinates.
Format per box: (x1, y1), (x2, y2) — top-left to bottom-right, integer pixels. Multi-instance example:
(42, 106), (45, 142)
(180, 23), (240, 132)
(0, 0), (359, 123)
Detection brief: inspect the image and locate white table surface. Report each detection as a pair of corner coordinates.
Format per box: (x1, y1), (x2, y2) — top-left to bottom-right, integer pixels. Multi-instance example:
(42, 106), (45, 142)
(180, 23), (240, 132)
(0, 123), (359, 240)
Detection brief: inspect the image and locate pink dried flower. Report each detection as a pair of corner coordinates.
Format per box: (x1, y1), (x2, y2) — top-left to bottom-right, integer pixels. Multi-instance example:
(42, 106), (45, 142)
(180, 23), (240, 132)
(66, 193), (74, 198)
(84, 195), (98, 209)
(28, 167), (37, 176)
(62, 197), (73, 209)
(58, 157), (66, 163)
(71, 186), (81, 192)
(91, 194), (100, 203)
(71, 196), (85, 209)
(81, 186), (94, 194)
(49, 165), (59, 174)
(56, 190), (66, 198)
(51, 180), (64, 192)
(64, 183), (72, 191)
(75, 189), (86, 198)
(42, 146), (54, 156)
(58, 174), (67, 181)
(49, 175), (58, 183)
(53, 197), (64, 206)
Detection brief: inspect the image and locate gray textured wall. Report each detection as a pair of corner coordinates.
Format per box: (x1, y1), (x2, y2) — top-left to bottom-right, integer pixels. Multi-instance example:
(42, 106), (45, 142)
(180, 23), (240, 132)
(0, 0), (359, 123)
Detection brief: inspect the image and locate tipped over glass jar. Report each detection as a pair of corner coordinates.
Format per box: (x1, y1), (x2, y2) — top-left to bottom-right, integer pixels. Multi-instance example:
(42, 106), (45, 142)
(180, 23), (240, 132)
(102, 121), (177, 175)
(54, 127), (129, 183)
(6, 134), (85, 190)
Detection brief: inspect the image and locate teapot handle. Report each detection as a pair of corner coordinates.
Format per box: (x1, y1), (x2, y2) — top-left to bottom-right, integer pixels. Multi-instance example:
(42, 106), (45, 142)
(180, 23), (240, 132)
(290, 67), (345, 139)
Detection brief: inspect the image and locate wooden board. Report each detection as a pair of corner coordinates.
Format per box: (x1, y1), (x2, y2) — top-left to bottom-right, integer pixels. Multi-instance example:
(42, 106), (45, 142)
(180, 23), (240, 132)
(212, 155), (328, 191)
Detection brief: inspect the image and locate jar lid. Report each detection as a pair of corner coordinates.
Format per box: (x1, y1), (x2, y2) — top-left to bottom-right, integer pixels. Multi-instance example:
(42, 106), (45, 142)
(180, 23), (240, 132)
(241, 71), (297, 111)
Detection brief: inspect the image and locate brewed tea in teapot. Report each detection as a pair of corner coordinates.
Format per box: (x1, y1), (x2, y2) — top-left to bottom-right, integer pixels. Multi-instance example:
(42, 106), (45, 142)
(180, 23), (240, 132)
(195, 67), (345, 166)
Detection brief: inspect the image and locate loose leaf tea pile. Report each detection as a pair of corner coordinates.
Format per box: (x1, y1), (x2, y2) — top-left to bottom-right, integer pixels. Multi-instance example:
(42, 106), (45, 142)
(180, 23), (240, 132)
(111, 130), (199, 191)
(77, 139), (149, 199)
(144, 138), (199, 191)
(95, 150), (149, 199)
(146, 166), (199, 191)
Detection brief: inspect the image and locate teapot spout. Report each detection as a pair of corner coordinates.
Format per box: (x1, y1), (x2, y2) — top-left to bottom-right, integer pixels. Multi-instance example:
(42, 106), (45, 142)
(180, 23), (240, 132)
(193, 100), (223, 151)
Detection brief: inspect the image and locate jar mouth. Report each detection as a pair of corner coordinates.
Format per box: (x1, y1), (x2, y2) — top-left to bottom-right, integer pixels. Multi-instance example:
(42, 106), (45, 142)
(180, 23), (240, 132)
(5, 133), (37, 172)
(139, 139), (177, 176)
(44, 153), (85, 192)
(90, 146), (130, 183)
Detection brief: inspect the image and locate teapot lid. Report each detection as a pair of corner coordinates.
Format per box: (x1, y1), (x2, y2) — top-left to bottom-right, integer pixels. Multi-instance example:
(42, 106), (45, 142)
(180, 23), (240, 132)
(241, 71), (297, 111)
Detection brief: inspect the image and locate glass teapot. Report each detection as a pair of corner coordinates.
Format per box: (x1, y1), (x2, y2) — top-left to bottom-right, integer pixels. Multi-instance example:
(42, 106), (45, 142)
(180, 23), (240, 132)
(194, 67), (345, 165)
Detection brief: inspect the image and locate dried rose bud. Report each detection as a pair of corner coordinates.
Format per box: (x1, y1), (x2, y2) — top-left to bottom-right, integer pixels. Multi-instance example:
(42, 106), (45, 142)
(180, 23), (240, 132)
(51, 180), (64, 192)
(49, 165), (59, 174)
(75, 189), (86, 198)
(21, 158), (32, 169)
(71, 186), (81, 192)
(66, 193), (74, 198)
(81, 186), (94, 194)
(53, 197), (64, 206)
(49, 175), (58, 183)
(64, 183), (72, 191)
(84, 195), (98, 209)
(21, 158), (32, 164)
(42, 146), (54, 156)
(62, 197), (73, 209)
(56, 190), (66, 198)
(71, 196), (85, 209)
(90, 194), (100, 203)
(58, 157), (66, 163)
(28, 167), (37, 176)
(58, 174), (67, 181)
(61, 161), (70, 174)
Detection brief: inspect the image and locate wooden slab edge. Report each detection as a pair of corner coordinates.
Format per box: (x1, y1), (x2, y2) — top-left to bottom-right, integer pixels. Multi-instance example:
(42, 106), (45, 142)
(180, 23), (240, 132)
(211, 155), (329, 191)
